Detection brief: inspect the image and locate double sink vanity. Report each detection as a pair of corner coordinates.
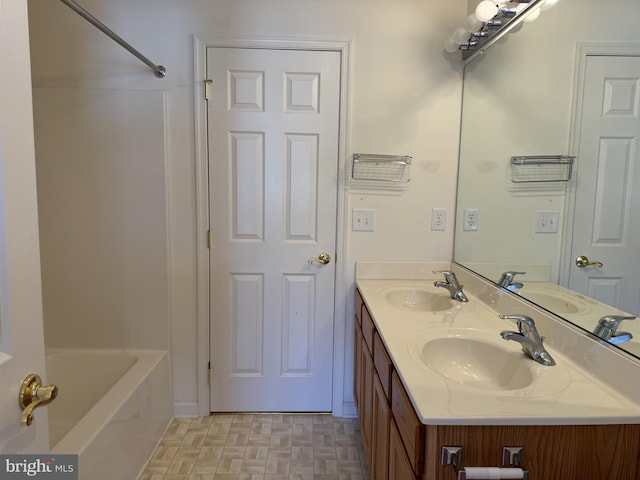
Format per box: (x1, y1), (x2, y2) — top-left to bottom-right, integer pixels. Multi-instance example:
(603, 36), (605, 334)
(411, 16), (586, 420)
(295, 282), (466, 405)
(354, 262), (640, 479)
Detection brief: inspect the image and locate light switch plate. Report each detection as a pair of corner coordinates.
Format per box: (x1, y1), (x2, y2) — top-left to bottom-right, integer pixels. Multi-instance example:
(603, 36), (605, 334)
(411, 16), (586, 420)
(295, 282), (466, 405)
(535, 210), (559, 233)
(352, 209), (376, 231)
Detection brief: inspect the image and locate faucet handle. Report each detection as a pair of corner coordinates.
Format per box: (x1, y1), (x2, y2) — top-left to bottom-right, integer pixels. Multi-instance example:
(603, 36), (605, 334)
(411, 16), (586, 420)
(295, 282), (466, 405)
(498, 271), (526, 286)
(500, 271), (526, 280)
(598, 315), (636, 329)
(432, 269), (454, 276)
(499, 314), (537, 336)
(432, 270), (456, 283)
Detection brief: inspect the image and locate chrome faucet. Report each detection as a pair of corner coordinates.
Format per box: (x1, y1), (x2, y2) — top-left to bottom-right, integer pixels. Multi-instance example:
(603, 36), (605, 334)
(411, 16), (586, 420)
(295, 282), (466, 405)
(499, 314), (556, 366)
(497, 271), (526, 291)
(592, 315), (636, 345)
(433, 270), (468, 302)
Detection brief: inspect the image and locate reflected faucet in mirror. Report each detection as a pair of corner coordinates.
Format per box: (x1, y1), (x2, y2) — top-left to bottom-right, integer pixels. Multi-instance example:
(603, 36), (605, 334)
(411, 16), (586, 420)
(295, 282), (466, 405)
(593, 315), (637, 345)
(433, 270), (468, 302)
(498, 271), (526, 291)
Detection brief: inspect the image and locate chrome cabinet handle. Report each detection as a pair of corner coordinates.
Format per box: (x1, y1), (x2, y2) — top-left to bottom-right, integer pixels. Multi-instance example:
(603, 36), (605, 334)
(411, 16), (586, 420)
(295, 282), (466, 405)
(308, 252), (331, 265)
(19, 374), (58, 426)
(576, 255), (603, 268)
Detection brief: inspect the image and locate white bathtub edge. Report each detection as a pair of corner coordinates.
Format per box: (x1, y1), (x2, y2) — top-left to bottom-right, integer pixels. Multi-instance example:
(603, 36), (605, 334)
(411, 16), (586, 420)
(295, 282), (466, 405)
(49, 349), (172, 480)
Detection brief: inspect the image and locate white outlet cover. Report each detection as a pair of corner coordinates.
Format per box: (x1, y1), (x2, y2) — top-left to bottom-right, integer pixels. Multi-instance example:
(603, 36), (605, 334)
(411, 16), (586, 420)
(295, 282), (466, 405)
(463, 208), (479, 231)
(431, 208), (447, 231)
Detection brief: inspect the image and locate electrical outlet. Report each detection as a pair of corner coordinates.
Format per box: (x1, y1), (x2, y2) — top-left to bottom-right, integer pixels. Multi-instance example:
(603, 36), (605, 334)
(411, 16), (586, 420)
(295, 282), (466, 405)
(463, 208), (479, 231)
(431, 208), (447, 231)
(352, 209), (376, 231)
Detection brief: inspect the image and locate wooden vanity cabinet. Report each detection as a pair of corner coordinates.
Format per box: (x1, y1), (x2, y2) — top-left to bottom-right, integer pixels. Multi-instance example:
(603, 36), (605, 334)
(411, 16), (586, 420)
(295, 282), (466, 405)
(371, 332), (393, 479)
(354, 288), (640, 480)
(424, 424), (640, 480)
(355, 288), (418, 479)
(389, 419), (418, 479)
(357, 298), (375, 468)
(354, 289), (363, 409)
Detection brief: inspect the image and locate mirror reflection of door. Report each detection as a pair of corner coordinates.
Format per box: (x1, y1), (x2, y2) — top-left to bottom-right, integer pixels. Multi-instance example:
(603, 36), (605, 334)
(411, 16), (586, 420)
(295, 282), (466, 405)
(568, 54), (640, 316)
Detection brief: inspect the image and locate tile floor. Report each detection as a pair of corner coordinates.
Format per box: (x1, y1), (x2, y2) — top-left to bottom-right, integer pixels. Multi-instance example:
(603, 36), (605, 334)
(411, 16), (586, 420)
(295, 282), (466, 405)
(139, 413), (371, 480)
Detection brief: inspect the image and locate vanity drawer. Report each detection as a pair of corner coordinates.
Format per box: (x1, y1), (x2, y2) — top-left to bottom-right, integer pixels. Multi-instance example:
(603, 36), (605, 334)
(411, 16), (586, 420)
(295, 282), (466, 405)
(373, 331), (393, 401)
(355, 288), (363, 326)
(361, 305), (375, 356)
(391, 371), (424, 476)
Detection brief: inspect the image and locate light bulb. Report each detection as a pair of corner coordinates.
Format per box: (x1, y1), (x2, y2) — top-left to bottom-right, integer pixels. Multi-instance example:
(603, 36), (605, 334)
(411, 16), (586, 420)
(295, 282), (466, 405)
(475, 1), (499, 22)
(453, 27), (471, 45)
(464, 14), (484, 33)
(444, 37), (459, 53)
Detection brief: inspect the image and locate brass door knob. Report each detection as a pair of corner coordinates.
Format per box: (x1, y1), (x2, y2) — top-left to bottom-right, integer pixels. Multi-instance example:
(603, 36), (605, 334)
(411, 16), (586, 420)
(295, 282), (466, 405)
(19, 374), (58, 426)
(308, 252), (331, 265)
(576, 255), (603, 268)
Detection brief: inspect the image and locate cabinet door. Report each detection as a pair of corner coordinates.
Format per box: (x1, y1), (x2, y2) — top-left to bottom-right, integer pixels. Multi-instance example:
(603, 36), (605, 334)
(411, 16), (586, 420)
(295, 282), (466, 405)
(389, 419), (417, 480)
(371, 372), (390, 480)
(354, 316), (362, 409)
(391, 371), (425, 475)
(360, 342), (374, 468)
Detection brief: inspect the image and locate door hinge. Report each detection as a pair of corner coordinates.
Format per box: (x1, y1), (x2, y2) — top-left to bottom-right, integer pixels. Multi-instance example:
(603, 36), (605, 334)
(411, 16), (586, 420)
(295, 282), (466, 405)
(205, 79), (213, 101)
(207, 362), (212, 385)
(207, 229), (212, 249)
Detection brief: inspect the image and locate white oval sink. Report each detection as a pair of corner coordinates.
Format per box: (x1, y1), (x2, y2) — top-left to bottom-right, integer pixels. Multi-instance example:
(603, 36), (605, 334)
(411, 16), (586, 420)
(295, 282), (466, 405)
(417, 337), (534, 390)
(385, 288), (453, 312)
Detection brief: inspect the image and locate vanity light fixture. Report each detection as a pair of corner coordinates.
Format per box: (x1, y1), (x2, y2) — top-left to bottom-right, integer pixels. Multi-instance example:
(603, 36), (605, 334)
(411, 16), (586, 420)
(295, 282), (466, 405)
(444, 0), (551, 63)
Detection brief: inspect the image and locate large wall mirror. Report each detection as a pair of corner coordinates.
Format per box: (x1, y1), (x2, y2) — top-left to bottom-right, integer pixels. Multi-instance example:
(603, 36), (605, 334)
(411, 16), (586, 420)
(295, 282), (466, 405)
(454, 0), (640, 358)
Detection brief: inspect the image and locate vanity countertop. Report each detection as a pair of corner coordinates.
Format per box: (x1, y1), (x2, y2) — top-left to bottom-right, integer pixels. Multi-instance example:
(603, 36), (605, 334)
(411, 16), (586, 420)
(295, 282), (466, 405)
(357, 277), (640, 425)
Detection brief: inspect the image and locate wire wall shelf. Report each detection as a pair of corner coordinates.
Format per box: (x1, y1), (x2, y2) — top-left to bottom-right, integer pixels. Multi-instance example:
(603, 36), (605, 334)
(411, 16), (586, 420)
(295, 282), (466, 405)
(350, 154), (412, 191)
(510, 155), (575, 183)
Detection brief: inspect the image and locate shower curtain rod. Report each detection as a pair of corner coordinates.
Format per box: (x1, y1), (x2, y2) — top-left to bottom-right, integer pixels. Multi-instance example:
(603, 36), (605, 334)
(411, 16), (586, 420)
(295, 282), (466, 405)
(58, 0), (166, 78)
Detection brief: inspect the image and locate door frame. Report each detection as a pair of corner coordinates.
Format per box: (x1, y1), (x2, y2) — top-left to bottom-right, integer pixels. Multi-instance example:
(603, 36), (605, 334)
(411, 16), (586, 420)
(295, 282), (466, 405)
(559, 42), (640, 288)
(193, 36), (351, 417)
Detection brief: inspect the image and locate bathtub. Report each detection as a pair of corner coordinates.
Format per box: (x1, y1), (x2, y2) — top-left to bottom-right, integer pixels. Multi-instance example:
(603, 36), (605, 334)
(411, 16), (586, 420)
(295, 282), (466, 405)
(46, 349), (172, 480)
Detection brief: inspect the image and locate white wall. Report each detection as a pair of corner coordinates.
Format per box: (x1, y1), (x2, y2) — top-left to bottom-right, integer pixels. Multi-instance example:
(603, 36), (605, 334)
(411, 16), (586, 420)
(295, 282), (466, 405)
(27, 0), (465, 415)
(33, 88), (169, 350)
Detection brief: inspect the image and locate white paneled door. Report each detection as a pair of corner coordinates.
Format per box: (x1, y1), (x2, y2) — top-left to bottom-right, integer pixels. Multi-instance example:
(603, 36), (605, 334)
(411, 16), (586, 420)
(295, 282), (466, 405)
(207, 47), (341, 411)
(568, 55), (640, 316)
(0, 0), (49, 453)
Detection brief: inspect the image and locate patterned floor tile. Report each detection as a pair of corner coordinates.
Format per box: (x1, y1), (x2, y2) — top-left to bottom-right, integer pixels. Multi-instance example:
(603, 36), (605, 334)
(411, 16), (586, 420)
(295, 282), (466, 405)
(138, 414), (370, 480)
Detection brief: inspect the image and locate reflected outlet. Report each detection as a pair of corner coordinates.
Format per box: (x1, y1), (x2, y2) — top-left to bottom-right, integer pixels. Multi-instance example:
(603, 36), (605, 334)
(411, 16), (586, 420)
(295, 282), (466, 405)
(463, 208), (479, 231)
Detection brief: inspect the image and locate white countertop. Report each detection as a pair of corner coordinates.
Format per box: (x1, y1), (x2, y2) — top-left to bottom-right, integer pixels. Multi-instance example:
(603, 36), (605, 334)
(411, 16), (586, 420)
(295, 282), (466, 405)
(357, 277), (640, 425)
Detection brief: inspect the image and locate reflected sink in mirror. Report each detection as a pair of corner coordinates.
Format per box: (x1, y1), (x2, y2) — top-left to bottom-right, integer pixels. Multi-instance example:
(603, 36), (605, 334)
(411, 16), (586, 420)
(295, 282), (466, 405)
(416, 336), (534, 390)
(617, 340), (640, 357)
(384, 287), (453, 312)
(516, 288), (589, 315)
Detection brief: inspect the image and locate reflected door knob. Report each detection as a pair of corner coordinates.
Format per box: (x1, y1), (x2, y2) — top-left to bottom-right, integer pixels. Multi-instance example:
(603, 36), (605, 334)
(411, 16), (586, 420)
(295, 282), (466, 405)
(308, 252), (331, 265)
(576, 255), (603, 268)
